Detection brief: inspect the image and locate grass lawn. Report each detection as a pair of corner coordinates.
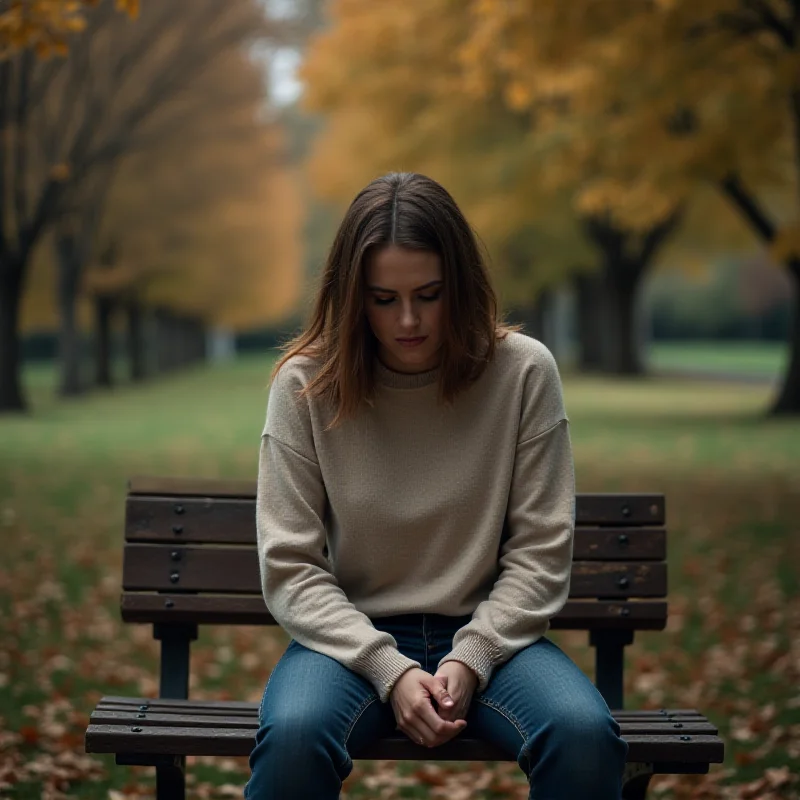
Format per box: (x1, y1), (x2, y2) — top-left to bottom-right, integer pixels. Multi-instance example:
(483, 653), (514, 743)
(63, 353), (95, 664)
(1, 354), (798, 799)
(648, 340), (787, 379)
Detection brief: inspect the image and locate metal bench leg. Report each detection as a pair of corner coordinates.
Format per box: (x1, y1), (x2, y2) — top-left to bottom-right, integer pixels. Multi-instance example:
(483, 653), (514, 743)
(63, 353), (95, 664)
(622, 763), (653, 800)
(156, 756), (186, 800)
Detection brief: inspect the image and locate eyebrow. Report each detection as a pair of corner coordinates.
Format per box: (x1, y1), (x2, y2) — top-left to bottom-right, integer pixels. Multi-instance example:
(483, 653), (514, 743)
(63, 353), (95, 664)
(366, 280), (443, 294)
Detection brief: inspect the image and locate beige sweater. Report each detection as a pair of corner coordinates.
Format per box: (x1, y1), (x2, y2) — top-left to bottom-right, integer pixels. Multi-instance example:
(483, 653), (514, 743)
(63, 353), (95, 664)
(256, 331), (575, 702)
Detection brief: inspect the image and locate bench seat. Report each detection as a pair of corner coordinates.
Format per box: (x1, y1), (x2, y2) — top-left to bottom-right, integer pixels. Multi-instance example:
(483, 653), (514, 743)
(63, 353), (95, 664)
(87, 695), (724, 768)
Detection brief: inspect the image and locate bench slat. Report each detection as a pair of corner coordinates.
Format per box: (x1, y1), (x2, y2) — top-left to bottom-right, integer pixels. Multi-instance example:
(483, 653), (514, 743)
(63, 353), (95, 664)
(120, 593), (667, 628)
(85, 722), (723, 763)
(95, 701), (710, 726)
(125, 492), (664, 544)
(126, 497), (666, 561)
(122, 545), (667, 598)
(90, 708), (718, 736)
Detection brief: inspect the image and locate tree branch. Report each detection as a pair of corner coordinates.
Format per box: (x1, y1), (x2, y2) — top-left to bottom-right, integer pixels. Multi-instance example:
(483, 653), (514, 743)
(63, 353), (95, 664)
(742, 0), (795, 47)
(638, 206), (683, 267)
(719, 172), (776, 242)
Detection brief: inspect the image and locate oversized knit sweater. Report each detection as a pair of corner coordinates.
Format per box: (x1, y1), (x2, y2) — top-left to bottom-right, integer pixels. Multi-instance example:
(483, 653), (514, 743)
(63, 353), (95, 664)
(255, 331), (575, 703)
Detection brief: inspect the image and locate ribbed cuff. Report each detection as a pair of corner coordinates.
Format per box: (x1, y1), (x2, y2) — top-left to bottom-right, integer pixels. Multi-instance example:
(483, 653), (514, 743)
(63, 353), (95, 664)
(438, 632), (502, 693)
(354, 643), (421, 703)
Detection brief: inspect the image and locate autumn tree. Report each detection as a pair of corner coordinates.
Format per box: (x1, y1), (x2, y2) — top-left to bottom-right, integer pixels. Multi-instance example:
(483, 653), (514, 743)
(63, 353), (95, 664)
(0, 0), (286, 410)
(462, 0), (800, 413)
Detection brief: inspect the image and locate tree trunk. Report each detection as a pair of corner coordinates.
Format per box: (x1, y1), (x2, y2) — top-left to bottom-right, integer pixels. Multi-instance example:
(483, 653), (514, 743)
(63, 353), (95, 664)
(575, 271), (604, 371)
(55, 233), (85, 397)
(0, 261), (26, 413)
(771, 261), (800, 414)
(601, 268), (643, 375)
(126, 301), (145, 381)
(95, 295), (114, 387)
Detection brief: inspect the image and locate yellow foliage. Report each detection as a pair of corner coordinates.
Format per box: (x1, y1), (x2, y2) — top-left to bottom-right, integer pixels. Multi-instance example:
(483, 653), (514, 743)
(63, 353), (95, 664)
(0, 0), (135, 59)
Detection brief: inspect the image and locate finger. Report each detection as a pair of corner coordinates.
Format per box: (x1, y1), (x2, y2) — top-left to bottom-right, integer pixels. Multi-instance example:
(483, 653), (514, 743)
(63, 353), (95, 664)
(422, 675), (455, 710)
(415, 701), (466, 743)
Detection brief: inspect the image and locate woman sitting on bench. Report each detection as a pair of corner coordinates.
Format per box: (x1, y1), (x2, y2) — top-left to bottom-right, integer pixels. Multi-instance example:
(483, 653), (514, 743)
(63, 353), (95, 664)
(246, 172), (628, 799)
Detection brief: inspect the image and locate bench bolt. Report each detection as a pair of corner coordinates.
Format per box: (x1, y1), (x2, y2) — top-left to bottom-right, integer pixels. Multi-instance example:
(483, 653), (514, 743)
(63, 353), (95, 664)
(171, 550), (182, 562)
(131, 727), (143, 733)
(139, 704), (148, 711)
(680, 735), (691, 741)
(620, 606), (630, 616)
(170, 571), (180, 584)
(618, 534), (629, 546)
(174, 505), (185, 515)
(617, 576), (629, 589)
(137, 713), (146, 718)
(165, 599), (174, 608)
(673, 723), (683, 728)
(621, 505), (631, 517)
(172, 524), (183, 534)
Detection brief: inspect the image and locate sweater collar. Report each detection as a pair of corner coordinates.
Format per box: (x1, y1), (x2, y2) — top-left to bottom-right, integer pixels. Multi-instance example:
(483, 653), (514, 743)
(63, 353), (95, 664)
(374, 357), (441, 389)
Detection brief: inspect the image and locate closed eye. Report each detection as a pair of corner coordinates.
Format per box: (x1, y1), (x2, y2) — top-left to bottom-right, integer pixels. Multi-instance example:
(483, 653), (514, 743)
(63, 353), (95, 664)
(372, 292), (441, 306)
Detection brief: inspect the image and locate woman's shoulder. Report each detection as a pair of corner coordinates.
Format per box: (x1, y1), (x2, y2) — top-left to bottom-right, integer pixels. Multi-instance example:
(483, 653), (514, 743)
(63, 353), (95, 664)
(494, 329), (560, 377)
(270, 351), (323, 391)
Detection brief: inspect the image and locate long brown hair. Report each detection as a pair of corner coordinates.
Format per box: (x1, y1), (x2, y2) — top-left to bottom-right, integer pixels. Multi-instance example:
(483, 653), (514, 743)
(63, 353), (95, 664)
(273, 172), (519, 428)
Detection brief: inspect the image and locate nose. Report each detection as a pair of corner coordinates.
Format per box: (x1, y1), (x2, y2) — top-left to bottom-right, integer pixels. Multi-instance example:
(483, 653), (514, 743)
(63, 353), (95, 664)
(399, 300), (419, 330)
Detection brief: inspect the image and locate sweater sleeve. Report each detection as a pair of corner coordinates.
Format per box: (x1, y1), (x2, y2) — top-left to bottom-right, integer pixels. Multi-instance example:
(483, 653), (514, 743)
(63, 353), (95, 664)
(437, 344), (575, 692)
(256, 363), (421, 703)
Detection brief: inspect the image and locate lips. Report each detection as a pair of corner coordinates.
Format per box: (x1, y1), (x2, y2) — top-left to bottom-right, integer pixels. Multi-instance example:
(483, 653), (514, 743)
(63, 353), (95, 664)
(396, 337), (426, 343)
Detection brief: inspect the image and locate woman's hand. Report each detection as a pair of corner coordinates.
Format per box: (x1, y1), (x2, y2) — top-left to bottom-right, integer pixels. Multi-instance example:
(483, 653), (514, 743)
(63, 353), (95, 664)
(389, 668), (467, 748)
(432, 661), (478, 723)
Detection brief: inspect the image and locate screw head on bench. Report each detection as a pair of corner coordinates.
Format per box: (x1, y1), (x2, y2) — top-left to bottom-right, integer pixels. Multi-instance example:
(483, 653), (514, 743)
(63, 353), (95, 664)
(139, 704), (149, 711)
(679, 735), (691, 741)
(137, 713), (146, 718)
(617, 576), (630, 589)
(170, 571), (180, 584)
(620, 606), (630, 617)
(165, 599), (175, 609)
(172, 524), (184, 534)
(621, 505), (631, 518)
(131, 727), (143, 733)
(174, 505), (185, 515)
(171, 550), (182, 562)
(618, 534), (629, 546)
(673, 723), (683, 728)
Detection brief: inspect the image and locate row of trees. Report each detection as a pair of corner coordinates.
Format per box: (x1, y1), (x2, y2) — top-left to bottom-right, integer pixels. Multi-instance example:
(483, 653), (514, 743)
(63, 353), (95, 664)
(301, 0), (800, 414)
(1, 0), (303, 411)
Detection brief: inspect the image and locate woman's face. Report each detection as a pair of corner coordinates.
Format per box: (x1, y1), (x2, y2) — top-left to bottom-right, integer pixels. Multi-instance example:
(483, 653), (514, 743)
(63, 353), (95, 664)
(364, 245), (444, 374)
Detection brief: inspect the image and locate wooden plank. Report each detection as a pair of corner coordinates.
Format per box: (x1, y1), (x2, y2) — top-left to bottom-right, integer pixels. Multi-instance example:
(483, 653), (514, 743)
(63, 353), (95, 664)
(96, 696), (711, 722)
(126, 497), (255, 545)
(576, 494), (665, 526)
(85, 723), (723, 763)
(123, 545), (666, 598)
(89, 708), (717, 736)
(126, 495), (666, 561)
(120, 593), (667, 629)
(128, 476), (256, 499)
(126, 479), (665, 526)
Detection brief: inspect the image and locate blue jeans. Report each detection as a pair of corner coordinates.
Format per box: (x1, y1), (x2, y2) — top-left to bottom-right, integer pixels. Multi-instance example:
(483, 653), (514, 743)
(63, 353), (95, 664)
(245, 613), (627, 799)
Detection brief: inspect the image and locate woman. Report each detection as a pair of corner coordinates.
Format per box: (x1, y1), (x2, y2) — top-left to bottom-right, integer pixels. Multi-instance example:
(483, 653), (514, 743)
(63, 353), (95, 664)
(246, 172), (627, 799)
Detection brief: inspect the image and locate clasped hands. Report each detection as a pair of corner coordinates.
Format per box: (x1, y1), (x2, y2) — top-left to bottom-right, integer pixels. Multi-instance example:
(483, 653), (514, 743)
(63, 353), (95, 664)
(389, 661), (478, 748)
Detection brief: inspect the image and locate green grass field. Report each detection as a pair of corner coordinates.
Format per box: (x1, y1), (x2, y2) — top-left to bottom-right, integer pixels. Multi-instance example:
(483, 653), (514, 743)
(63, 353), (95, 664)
(1, 351), (798, 799)
(648, 340), (787, 379)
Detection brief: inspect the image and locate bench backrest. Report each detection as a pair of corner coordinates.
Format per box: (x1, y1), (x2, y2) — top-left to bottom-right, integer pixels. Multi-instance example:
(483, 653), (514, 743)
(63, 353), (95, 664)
(120, 476), (668, 708)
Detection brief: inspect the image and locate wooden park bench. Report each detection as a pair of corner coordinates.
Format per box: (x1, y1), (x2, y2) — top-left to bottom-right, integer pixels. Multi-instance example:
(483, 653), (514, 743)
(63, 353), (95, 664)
(84, 476), (725, 799)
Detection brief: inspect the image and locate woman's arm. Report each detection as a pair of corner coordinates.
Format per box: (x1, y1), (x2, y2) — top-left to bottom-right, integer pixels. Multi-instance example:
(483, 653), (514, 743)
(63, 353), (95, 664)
(437, 345), (575, 692)
(257, 365), (420, 702)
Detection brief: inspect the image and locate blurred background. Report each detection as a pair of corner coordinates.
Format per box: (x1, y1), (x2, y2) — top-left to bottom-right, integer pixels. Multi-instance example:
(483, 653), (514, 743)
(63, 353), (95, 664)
(0, 1), (798, 798)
